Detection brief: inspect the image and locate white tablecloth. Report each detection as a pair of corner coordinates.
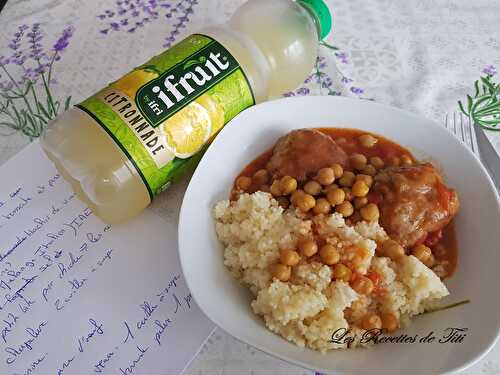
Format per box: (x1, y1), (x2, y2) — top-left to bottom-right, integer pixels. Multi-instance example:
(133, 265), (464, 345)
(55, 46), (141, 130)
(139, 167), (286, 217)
(0, 1), (499, 374)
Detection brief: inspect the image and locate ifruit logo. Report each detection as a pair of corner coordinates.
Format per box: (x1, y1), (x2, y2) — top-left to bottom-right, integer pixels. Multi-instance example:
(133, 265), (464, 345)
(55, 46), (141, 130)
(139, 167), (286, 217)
(136, 36), (240, 127)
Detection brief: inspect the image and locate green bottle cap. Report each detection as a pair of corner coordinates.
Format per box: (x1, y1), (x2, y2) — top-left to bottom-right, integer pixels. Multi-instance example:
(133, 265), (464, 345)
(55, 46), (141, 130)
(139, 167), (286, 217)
(297, 0), (332, 40)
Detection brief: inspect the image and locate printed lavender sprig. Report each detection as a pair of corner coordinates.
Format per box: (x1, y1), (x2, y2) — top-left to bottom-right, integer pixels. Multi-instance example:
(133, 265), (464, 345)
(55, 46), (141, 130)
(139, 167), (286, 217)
(98, 0), (198, 39)
(284, 44), (367, 99)
(163, 0), (197, 48)
(284, 57), (341, 97)
(0, 24), (74, 140)
(458, 65), (499, 131)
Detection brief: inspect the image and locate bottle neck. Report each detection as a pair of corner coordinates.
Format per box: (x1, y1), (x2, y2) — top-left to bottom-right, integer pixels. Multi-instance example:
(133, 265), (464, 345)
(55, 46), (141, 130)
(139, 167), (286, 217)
(296, 1), (322, 41)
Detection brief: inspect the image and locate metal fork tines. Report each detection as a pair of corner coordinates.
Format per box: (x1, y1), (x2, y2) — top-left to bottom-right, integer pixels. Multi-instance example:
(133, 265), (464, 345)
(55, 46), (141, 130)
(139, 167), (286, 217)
(445, 112), (500, 194)
(444, 112), (479, 155)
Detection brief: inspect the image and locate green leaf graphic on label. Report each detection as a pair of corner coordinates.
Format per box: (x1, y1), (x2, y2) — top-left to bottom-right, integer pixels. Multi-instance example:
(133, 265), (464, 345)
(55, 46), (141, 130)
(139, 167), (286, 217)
(141, 65), (162, 75)
(183, 56), (207, 70)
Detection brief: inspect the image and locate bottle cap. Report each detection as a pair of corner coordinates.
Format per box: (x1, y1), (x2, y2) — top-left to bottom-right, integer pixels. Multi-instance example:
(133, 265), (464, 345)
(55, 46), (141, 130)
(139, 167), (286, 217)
(297, 0), (332, 40)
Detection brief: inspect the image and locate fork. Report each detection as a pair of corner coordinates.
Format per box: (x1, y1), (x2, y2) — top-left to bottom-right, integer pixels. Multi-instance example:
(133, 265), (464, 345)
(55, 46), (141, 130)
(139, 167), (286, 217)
(444, 112), (479, 155)
(445, 113), (500, 193)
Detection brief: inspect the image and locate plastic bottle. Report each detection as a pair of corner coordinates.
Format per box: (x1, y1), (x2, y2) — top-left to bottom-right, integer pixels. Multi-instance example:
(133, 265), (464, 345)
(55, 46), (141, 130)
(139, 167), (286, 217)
(41, 0), (332, 223)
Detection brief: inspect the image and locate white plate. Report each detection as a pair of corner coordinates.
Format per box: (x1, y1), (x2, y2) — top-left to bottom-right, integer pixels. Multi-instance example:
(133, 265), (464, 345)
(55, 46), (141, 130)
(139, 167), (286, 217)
(178, 96), (500, 375)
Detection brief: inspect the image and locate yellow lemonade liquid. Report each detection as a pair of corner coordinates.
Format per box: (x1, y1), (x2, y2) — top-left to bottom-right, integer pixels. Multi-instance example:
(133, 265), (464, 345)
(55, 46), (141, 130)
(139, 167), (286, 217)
(41, 0), (330, 223)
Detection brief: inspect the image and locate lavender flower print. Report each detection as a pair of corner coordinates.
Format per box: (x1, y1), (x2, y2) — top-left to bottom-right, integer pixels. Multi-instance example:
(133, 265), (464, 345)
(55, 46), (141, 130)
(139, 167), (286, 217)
(163, 0), (197, 48)
(283, 47), (367, 99)
(350, 86), (364, 95)
(334, 51), (348, 64)
(0, 24), (74, 139)
(482, 65), (497, 77)
(98, 0), (198, 46)
(54, 26), (74, 54)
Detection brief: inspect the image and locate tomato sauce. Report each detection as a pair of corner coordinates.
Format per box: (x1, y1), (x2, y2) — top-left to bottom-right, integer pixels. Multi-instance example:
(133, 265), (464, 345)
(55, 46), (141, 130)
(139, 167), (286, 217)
(232, 128), (458, 278)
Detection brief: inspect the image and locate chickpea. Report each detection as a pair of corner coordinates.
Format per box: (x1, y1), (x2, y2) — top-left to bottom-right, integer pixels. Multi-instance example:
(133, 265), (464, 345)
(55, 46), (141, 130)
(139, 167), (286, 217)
(380, 239), (405, 260)
(352, 180), (370, 197)
(350, 299), (365, 312)
(319, 244), (340, 265)
(351, 276), (374, 295)
(299, 239), (318, 257)
(315, 167), (335, 186)
(370, 156), (385, 170)
(350, 153), (368, 170)
(412, 244), (432, 264)
(313, 198), (331, 215)
(360, 203), (380, 221)
(354, 196), (368, 209)
(332, 163), (344, 178)
(423, 254), (436, 268)
(270, 180), (282, 196)
(362, 164), (377, 176)
(295, 193), (316, 212)
(344, 245), (366, 269)
(290, 189), (304, 205)
(280, 249), (300, 266)
(362, 314), (382, 330)
(253, 169), (269, 186)
(358, 134), (378, 148)
(324, 183), (339, 193)
(342, 187), (353, 201)
(336, 137), (347, 145)
(304, 180), (322, 196)
(401, 155), (413, 166)
(326, 188), (345, 206)
(236, 176), (252, 191)
(349, 254), (365, 271)
(333, 263), (352, 282)
(356, 174), (373, 187)
(388, 156), (401, 167)
(270, 263), (291, 282)
(277, 197), (290, 209)
(381, 312), (399, 333)
(336, 201), (354, 217)
(339, 171), (356, 187)
(279, 176), (297, 195)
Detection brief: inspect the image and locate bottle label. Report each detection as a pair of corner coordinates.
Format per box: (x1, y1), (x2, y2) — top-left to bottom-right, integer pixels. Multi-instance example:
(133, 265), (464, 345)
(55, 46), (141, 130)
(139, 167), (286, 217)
(76, 34), (255, 199)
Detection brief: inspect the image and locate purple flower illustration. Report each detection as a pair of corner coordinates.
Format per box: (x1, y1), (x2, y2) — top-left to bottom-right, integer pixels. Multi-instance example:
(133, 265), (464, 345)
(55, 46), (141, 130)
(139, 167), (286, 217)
(296, 87), (311, 96)
(98, 0), (198, 42)
(341, 76), (353, 84)
(282, 49), (368, 99)
(335, 51), (349, 64)
(0, 24), (74, 139)
(482, 65), (497, 77)
(350, 86), (364, 95)
(53, 26), (74, 53)
(163, 0), (198, 48)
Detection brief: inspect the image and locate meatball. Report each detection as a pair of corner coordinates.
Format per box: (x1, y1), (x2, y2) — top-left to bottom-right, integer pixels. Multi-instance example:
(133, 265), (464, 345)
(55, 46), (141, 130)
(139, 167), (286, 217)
(266, 129), (348, 181)
(373, 163), (459, 248)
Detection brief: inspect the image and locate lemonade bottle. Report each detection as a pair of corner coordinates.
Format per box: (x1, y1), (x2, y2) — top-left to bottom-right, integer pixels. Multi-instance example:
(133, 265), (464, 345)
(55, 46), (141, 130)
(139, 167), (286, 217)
(41, 0), (332, 223)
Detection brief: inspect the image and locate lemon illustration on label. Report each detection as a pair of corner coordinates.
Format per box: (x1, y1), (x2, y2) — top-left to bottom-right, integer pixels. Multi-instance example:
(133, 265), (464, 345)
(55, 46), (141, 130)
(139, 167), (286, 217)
(161, 101), (212, 159)
(196, 94), (225, 137)
(113, 69), (159, 98)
